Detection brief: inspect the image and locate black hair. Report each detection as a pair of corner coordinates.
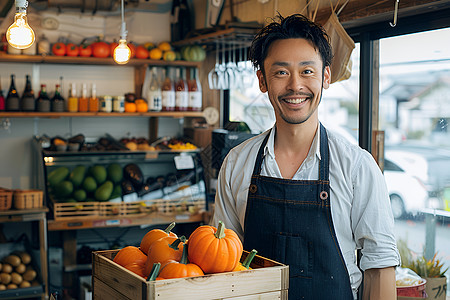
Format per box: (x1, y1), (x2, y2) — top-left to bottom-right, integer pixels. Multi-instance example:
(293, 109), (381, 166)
(249, 14), (333, 75)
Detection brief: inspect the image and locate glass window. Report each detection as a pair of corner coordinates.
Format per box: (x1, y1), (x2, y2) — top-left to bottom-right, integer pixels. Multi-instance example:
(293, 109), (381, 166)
(379, 27), (450, 287)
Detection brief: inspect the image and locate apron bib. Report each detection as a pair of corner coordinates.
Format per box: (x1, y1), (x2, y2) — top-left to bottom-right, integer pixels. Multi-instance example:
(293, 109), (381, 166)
(243, 124), (353, 299)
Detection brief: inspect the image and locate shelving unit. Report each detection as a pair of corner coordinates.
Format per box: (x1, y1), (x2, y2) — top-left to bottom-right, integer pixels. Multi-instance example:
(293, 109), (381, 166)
(0, 208), (49, 300)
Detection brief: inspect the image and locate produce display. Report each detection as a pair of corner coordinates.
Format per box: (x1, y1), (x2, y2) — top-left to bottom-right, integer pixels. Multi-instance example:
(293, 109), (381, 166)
(0, 251), (39, 291)
(44, 37), (206, 62)
(47, 163), (123, 203)
(111, 221), (256, 281)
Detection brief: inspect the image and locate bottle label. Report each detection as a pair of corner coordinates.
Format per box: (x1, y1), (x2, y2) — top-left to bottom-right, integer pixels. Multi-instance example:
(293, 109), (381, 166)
(21, 96), (35, 111)
(188, 91), (202, 110)
(162, 90), (175, 110)
(113, 96), (125, 112)
(148, 90), (162, 111)
(175, 91), (188, 110)
(100, 96), (112, 112)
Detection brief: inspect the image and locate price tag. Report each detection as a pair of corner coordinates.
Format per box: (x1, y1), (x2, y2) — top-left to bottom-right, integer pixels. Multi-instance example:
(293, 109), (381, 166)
(174, 154), (194, 170)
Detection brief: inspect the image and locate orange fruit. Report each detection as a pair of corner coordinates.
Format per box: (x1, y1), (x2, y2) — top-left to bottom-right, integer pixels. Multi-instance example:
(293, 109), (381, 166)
(149, 48), (163, 60)
(158, 42), (172, 52)
(113, 246), (147, 267)
(124, 102), (137, 113)
(135, 99), (148, 112)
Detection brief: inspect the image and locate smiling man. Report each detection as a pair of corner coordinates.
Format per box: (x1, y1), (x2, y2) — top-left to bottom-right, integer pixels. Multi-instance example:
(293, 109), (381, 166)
(211, 14), (400, 299)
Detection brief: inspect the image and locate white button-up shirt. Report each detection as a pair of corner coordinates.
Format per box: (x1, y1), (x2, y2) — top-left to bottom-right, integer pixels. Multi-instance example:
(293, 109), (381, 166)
(212, 125), (400, 297)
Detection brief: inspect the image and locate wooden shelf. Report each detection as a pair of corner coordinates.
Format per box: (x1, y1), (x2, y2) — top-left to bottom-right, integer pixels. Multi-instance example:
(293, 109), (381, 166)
(0, 111), (204, 118)
(0, 207), (48, 223)
(47, 212), (205, 231)
(0, 52), (201, 67)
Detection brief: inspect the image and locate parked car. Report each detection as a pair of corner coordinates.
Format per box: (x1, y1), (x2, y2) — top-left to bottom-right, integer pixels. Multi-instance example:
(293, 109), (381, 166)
(383, 157), (429, 218)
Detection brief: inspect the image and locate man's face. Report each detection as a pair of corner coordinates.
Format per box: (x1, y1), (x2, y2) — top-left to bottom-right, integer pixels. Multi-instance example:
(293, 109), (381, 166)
(257, 38), (331, 125)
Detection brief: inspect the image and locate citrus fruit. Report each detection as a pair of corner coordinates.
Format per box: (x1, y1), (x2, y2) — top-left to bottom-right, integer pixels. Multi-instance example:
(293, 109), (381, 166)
(158, 42), (172, 52)
(163, 50), (176, 61)
(149, 48), (163, 60)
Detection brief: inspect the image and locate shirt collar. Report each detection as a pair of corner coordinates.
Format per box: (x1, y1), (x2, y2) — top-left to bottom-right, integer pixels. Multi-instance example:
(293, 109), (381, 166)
(264, 124), (322, 161)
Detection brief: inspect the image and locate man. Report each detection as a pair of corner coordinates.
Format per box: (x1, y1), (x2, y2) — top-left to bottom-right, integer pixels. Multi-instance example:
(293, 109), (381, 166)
(211, 14), (400, 299)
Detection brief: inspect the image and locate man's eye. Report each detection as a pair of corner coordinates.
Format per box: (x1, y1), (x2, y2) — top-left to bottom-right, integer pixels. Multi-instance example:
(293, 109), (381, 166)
(276, 70), (287, 75)
(303, 69), (313, 74)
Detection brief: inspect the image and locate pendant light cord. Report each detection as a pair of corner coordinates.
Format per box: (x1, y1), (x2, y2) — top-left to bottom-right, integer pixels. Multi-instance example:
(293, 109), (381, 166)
(120, 0), (127, 40)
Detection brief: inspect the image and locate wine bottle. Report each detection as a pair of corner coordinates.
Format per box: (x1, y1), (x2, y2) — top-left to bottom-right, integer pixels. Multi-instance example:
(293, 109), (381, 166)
(36, 84), (51, 112)
(175, 67), (188, 111)
(6, 74), (20, 111)
(0, 76), (5, 111)
(188, 68), (202, 111)
(21, 75), (35, 111)
(148, 67), (162, 112)
(161, 67), (175, 111)
(51, 84), (65, 112)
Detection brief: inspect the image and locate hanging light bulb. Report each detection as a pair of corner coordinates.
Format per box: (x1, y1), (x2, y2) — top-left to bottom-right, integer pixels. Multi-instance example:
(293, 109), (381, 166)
(113, 0), (131, 65)
(6, 0), (35, 50)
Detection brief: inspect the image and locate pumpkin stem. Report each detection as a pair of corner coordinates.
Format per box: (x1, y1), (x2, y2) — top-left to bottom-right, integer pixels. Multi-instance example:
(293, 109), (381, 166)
(214, 221), (226, 239)
(164, 222), (176, 234)
(169, 235), (186, 250)
(147, 262), (161, 281)
(180, 243), (189, 265)
(242, 249), (258, 269)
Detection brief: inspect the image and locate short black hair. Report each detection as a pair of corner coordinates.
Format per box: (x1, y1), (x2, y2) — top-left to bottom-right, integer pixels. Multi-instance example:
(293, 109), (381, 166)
(249, 14), (333, 75)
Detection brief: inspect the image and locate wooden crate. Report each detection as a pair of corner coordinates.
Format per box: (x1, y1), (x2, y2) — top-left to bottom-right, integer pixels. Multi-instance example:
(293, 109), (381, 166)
(92, 249), (289, 300)
(52, 201), (99, 220)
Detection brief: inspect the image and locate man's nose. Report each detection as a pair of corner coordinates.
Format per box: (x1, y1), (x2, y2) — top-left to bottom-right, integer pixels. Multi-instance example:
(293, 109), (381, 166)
(287, 74), (305, 91)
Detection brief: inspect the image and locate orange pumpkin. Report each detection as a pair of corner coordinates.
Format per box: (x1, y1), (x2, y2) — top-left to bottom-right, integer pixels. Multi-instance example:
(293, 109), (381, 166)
(144, 236), (185, 277)
(124, 261), (146, 278)
(140, 222), (177, 255)
(113, 246), (147, 267)
(233, 249), (257, 271)
(187, 221), (243, 274)
(159, 244), (204, 279)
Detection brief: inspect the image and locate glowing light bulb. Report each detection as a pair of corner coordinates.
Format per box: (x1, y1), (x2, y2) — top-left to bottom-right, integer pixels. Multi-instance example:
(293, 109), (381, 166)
(6, 1), (35, 50)
(113, 39), (131, 65)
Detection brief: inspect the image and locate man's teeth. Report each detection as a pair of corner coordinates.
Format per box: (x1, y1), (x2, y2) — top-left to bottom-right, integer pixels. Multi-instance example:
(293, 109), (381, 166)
(285, 98), (307, 104)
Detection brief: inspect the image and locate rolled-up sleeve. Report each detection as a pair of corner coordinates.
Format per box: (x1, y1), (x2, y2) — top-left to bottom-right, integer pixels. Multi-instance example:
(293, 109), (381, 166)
(351, 152), (401, 271)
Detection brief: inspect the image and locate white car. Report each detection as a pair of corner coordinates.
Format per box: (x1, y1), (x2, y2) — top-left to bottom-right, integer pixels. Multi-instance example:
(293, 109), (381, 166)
(383, 157), (429, 218)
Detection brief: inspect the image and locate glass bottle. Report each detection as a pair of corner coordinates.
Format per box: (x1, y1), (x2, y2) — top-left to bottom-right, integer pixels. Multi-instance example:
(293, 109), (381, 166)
(21, 75), (35, 111)
(161, 67), (175, 111)
(51, 84), (65, 112)
(0, 76), (6, 111)
(89, 83), (99, 112)
(188, 68), (202, 111)
(78, 83), (88, 112)
(6, 74), (20, 111)
(67, 83), (78, 112)
(148, 67), (162, 112)
(36, 84), (51, 112)
(175, 67), (188, 111)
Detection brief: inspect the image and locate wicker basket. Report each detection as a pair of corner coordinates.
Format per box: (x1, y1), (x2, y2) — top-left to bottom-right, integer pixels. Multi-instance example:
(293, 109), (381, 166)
(0, 188), (13, 211)
(13, 189), (44, 209)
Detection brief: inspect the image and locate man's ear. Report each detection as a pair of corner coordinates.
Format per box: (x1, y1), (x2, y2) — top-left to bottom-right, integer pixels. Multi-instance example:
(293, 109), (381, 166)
(257, 70), (267, 93)
(323, 66), (331, 89)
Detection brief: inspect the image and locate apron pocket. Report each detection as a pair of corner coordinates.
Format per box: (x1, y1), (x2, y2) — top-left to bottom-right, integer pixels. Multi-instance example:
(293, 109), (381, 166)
(272, 232), (313, 278)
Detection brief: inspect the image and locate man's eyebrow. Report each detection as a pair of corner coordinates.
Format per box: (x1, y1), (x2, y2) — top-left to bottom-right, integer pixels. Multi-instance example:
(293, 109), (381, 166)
(270, 61), (317, 67)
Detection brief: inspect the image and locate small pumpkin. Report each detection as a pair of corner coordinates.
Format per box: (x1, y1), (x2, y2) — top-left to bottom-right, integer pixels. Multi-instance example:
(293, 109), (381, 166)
(144, 236), (185, 277)
(233, 249), (257, 271)
(113, 246), (147, 267)
(158, 244), (204, 279)
(187, 221), (243, 274)
(140, 222), (177, 255)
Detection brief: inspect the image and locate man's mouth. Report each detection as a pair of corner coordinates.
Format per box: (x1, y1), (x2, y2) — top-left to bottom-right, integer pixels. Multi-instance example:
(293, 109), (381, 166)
(283, 97), (308, 104)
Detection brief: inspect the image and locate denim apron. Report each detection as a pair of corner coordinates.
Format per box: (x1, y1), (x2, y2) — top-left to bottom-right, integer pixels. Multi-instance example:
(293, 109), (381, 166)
(243, 124), (353, 299)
